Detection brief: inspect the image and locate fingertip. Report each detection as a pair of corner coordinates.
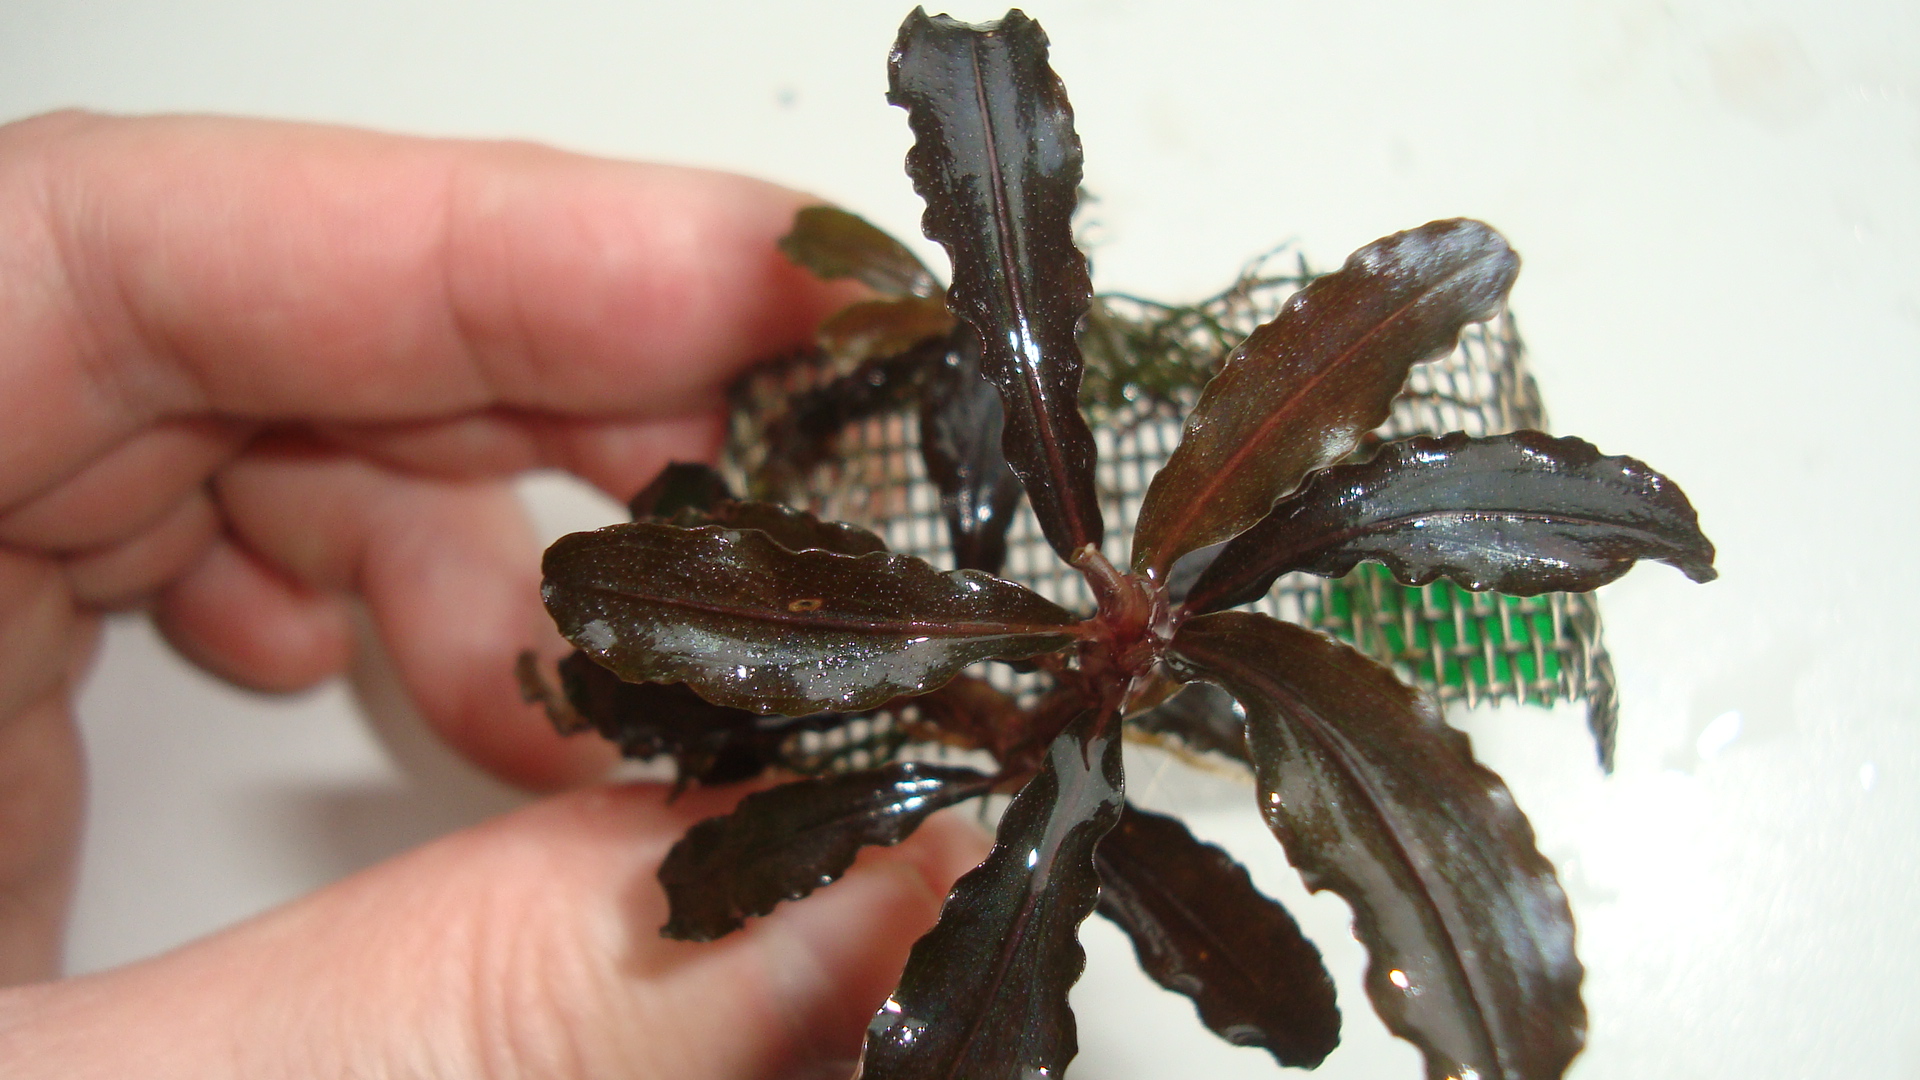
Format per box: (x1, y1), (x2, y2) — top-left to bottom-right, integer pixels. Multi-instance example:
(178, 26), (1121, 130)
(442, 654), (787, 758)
(746, 850), (949, 1065)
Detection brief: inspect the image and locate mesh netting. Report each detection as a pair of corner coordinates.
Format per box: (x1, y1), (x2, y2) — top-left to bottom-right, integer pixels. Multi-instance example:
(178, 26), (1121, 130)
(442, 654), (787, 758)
(726, 265), (1620, 770)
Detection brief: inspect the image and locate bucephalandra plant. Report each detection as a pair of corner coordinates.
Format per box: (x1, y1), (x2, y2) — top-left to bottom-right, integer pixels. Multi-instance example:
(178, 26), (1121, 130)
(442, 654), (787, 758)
(525, 9), (1717, 1079)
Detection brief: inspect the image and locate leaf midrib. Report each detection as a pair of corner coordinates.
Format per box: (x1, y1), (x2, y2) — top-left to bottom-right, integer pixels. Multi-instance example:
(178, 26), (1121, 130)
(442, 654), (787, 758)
(584, 581), (1079, 640)
(1148, 259), (1480, 572)
(960, 28), (1093, 552)
(1184, 632), (1505, 1078)
(1198, 503), (1673, 609)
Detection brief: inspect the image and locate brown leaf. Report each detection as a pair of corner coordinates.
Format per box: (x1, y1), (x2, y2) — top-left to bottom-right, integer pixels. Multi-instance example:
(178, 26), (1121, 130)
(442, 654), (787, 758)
(541, 651), (839, 786)
(1132, 219), (1519, 578)
(1184, 430), (1718, 615)
(816, 295), (956, 370)
(1096, 804), (1339, 1067)
(660, 762), (996, 940)
(1169, 612), (1586, 1080)
(627, 461), (734, 522)
(889, 8), (1103, 561)
(779, 204), (940, 298)
(542, 522), (1083, 715)
(859, 704), (1124, 1080)
(918, 325), (1026, 573)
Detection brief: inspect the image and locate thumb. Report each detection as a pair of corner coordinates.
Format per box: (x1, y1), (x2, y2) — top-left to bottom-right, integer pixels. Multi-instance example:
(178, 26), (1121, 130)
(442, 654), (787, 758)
(0, 783), (990, 1080)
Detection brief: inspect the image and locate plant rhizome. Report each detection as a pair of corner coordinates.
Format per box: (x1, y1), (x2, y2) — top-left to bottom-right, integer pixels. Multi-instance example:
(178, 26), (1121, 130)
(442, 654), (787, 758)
(526, 9), (1716, 1080)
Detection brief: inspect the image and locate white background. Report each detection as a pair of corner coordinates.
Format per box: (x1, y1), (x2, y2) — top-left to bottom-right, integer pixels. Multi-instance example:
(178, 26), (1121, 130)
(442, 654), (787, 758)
(3, 2), (1916, 1077)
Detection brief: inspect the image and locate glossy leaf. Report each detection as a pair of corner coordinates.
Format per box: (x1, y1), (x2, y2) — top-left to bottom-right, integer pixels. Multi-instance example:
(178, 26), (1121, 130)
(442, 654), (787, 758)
(542, 651), (842, 785)
(542, 523), (1083, 715)
(780, 204), (940, 298)
(628, 461), (734, 521)
(889, 8), (1104, 560)
(817, 295), (957, 371)
(1132, 219), (1520, 578)
(660, 762), (997, 941)
(919, 324), (1026, 573)
(1185, 430), (1719, 615)
(1168, 612), (1585, 1080)
(860, 704), (1124, 1080)
(1095, 804), (1340, 1068)
(1128, 680), (1250, 766)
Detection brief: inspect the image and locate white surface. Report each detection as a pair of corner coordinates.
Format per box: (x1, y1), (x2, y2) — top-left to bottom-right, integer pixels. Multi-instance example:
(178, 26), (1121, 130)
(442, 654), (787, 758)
(5, 1), (1917, 1076)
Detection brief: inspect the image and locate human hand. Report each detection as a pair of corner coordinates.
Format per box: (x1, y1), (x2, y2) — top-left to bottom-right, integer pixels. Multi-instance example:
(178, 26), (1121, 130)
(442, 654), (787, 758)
(0, 111), (987, 1079)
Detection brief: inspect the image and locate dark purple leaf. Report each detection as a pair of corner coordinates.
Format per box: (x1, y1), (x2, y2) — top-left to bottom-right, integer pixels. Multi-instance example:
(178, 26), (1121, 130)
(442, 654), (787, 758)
(1095, 804), (1340, 1068)
(817, 295), (957, 371)
(522, 651), (844, 786)
(542, 523), (1083, 715)
(1185, 431), (1718, 615)
(919, 324), (1026, 573)
(1128, 681), (1250, 766)
(860, 704), (1125, 1080)
(1168, 612), (1585, 1080)
(660, 762), (997, 941)
(753, 338), (951, 498)
(779, 204), (941, 298)
(628, 461), (734, 521)
(904, 670), (1023, 753)
(1132, 219), (1520, 578)
(889, 9), (1103, 561)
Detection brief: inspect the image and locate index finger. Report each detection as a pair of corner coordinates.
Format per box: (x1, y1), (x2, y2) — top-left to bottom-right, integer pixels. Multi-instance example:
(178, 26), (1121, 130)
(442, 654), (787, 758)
(0, 111), (849, 507)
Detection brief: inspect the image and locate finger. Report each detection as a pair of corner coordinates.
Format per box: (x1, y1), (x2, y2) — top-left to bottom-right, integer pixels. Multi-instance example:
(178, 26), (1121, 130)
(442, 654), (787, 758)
(62, 489), (220, 610)
(0, 785), (993, 1080)
(0, 691), (85, 987)
(314, 409), (726, 503)
(0, 548), (93, 986)
(211, 446), (615, 790)
(0, 420), (252, 551)
(0, 552), (93, 723)
(151, 538), (354, 694)
(1, 111), (857, 511)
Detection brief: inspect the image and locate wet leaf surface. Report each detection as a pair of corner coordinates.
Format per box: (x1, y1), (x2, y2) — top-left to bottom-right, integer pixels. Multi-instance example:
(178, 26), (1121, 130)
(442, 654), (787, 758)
(1133, 219), (1520, 577)
(546, 651), (843, 785)
(919, 325), (1026, 573)
(1185, 430), (1718, 614)
(1095, 804), (1340, 1068)
(542, 523), (1082, 715)
(1168, 612), (1585, 1080)
(780, 204), (941, 298)
(889, 9), (1103, 560)
(660, 762), (997, 941)
(860, 705), (1124, 1080)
